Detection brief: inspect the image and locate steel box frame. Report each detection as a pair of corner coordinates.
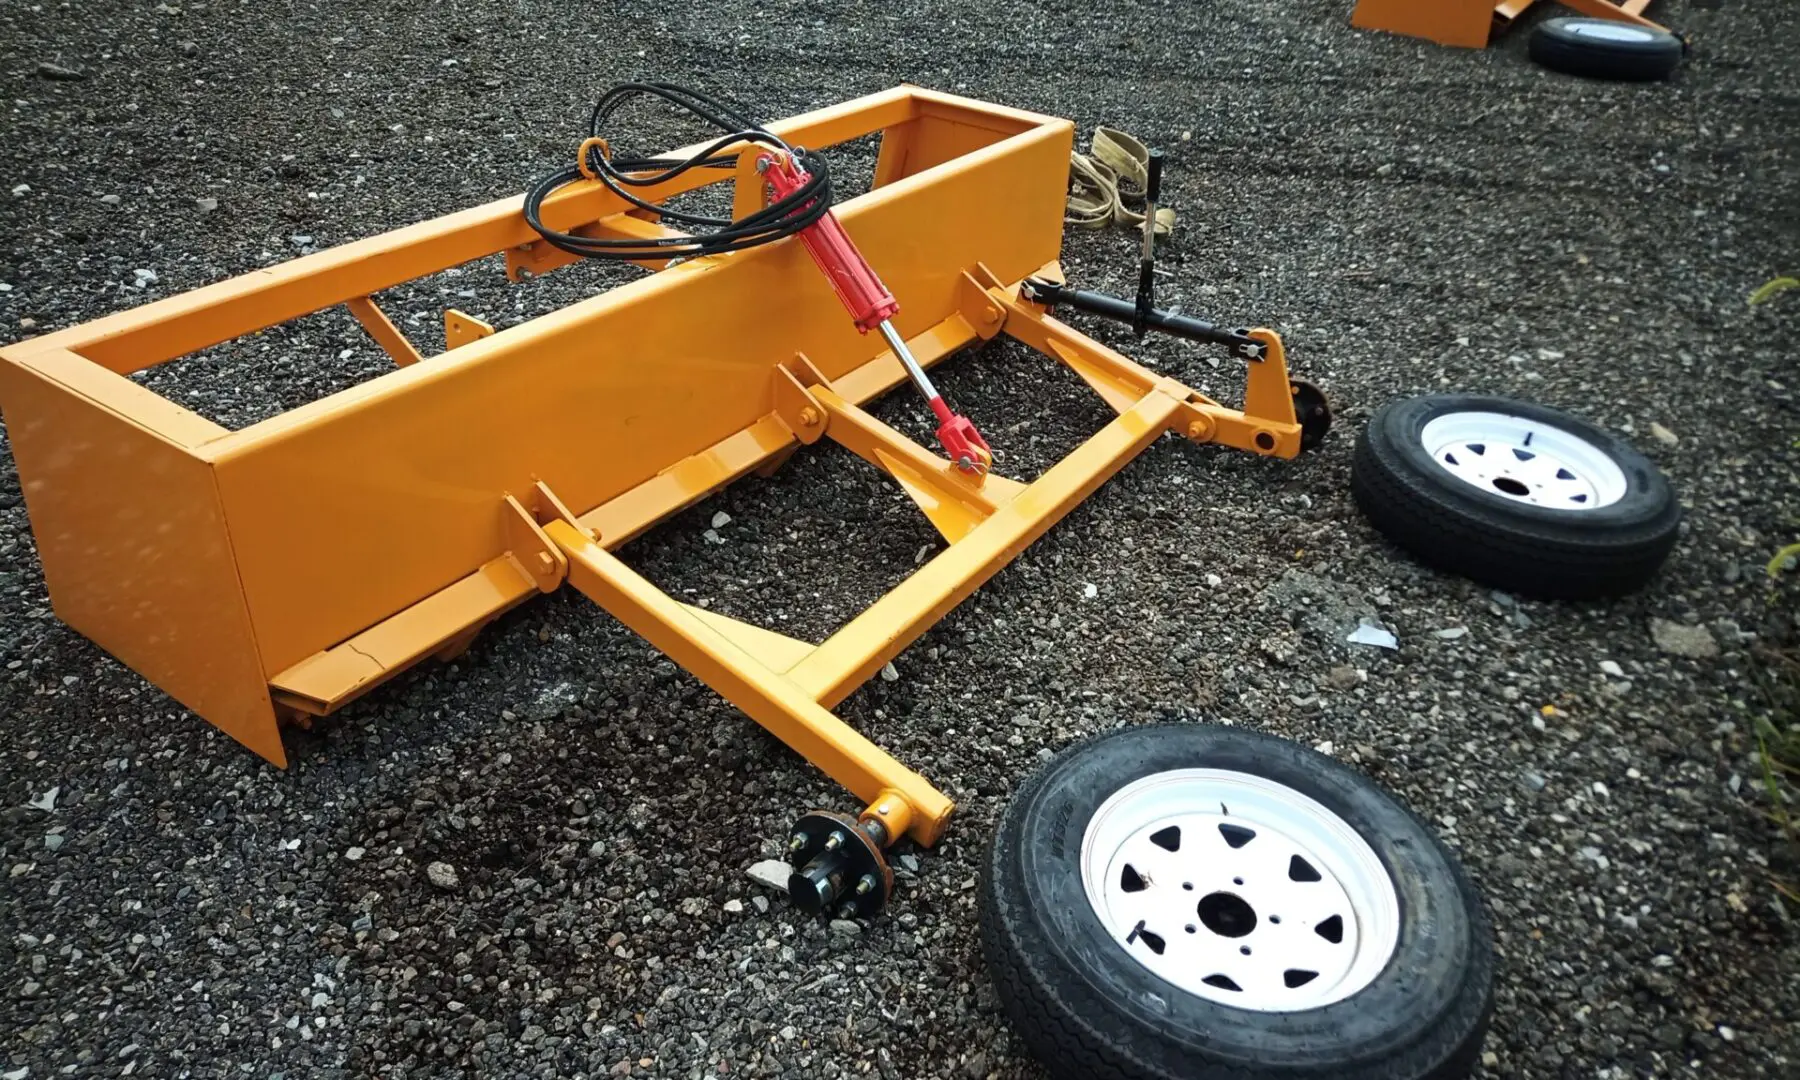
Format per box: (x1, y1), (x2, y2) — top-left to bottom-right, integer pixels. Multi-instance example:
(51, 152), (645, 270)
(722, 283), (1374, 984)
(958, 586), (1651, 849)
(0, 87), (1305, 846)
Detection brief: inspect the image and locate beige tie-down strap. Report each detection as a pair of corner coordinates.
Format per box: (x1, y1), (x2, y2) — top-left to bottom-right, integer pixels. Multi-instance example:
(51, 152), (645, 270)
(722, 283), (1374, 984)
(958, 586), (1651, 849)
(1066, 126), (1177, 235)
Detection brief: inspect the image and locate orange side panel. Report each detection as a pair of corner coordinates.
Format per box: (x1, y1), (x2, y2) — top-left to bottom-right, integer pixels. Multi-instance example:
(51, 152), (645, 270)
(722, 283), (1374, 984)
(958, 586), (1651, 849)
(1351, 0), (1499, 48)
(0, 350), (282, 764)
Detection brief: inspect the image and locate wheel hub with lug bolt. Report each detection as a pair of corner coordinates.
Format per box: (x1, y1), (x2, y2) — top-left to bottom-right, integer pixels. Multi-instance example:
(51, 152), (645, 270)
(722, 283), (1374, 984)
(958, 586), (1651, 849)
(785, 809), (894, 919)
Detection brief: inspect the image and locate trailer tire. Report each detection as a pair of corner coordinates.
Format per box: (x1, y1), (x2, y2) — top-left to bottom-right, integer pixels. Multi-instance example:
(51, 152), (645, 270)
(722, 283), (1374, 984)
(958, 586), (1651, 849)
(1350, 394), (1678, 598)
(981, 724), (1494, 1080)
(1528, 18), (1683, 82)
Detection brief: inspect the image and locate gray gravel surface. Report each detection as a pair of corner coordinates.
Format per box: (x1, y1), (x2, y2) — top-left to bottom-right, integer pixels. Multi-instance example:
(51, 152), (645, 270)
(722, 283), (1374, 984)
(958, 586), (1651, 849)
(3, 1), (1799, 1077)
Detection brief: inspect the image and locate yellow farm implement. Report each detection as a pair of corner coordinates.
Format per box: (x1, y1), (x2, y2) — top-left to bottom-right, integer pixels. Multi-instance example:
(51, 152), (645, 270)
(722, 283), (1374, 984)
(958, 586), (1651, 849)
(0, 86), (1322, 913)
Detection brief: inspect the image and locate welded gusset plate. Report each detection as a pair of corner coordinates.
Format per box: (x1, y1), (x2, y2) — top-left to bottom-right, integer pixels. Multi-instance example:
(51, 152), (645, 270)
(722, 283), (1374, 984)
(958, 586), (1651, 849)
(787, 810), (895, 918)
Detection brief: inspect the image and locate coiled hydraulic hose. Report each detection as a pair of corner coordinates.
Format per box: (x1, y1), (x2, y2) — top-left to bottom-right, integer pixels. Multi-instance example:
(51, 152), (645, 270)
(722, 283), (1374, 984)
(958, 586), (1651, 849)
(523, 82), (834, 262)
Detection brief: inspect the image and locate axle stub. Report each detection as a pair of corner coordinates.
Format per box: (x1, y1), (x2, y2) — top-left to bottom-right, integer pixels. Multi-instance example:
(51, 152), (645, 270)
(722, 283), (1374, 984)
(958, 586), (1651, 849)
(1290, 378), (1332, 451)
(786, 810), (895, 918)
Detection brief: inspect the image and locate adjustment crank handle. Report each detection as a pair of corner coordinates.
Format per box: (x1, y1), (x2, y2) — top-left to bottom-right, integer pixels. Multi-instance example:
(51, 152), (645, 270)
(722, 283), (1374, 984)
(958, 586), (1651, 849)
(1023, 279), (1265, 360)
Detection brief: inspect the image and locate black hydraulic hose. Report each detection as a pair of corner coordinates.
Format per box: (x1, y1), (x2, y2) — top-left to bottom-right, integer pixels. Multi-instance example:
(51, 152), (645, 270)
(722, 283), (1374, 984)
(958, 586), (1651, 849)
(523, 82), (836, 263)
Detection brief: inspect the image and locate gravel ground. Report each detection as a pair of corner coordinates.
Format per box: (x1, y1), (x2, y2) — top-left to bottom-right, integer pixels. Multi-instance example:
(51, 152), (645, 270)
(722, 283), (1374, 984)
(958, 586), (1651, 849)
(3, 1), (1799, 1077)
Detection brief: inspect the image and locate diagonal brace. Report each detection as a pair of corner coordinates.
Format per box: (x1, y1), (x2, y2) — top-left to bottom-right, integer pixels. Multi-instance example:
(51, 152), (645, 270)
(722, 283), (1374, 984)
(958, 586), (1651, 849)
(811, 384), (1025, 543)
(544, 519), (954, 846)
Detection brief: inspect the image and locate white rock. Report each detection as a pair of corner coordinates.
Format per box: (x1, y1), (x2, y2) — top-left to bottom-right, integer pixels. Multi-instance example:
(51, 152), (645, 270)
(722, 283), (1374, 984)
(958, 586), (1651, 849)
(1204, 573), (1223, 588)
(26, 786), (58, 812)
(723, 899), (744, 914)
(426, 861), (460, 889)
(1433, 626), (1468, 640)
(4, 1067), (28, 1080)
(99, 194), (121, 205)
(1082, 582), (1098, 600)
(1346, 623), (1398, 649)
(344, 846), (365, 862)
(1599, 660), (1625, 678)
(196, 196), (218, 212)
(1649, 618), (1718, 659)
(9, 184), (28, 196)
(43, 834), (63, 852)
(745, 859), (792, 892)
(710, 511), (732, 529)
(133, 268), (158, 285)
(879, 662), (899, 682)
(1648, 422), (1678, 447)
(702, 528), (723, 545)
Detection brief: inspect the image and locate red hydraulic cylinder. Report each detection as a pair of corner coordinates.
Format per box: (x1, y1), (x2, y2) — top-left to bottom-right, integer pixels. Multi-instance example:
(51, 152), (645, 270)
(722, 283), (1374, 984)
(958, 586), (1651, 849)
(758, 151), (992, 474)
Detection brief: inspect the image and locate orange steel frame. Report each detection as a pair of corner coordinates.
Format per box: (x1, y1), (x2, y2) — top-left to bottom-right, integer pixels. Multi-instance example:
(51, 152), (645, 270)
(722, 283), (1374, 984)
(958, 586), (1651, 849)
(1351, 0), (1664, 49)
(0, 87), (1306, 847)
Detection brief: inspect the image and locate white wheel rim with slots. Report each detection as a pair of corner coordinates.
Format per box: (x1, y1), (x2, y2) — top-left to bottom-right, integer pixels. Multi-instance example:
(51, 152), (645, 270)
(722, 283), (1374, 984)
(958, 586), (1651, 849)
(1079, 769), (1401, 1012)
(1420, 410), (1628, 509)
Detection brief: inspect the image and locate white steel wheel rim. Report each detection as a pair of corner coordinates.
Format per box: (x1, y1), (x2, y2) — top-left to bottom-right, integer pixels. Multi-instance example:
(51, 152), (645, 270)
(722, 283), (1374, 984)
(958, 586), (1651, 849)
(1079, 768), (1401, 1012)
(1566, 21), (1656, 42)
(1420, 410), (1628, 509)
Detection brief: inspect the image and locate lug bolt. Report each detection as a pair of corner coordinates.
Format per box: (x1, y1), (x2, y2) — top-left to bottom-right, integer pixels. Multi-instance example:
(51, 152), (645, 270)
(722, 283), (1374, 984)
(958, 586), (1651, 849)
(854, 874), (877, 897)
(824, 830), (846, 852)
(789, 832), (809, 853)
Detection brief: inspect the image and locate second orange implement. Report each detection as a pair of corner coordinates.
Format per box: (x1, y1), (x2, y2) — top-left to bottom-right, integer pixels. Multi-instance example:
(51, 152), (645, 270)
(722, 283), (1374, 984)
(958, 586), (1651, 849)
(1351, 0), (1665, 49)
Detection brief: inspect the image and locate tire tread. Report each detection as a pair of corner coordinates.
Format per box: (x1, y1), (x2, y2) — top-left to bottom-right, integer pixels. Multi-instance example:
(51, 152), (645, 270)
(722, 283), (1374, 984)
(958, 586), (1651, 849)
(980, 724), (1496, 1080)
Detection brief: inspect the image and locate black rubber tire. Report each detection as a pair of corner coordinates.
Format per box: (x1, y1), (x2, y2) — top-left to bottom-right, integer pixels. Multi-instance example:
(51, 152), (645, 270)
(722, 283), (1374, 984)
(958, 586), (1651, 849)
(1351, 394), (1679, 599)
(1528, 18), (1683, 81)
(981, 724), (1495, 1080)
